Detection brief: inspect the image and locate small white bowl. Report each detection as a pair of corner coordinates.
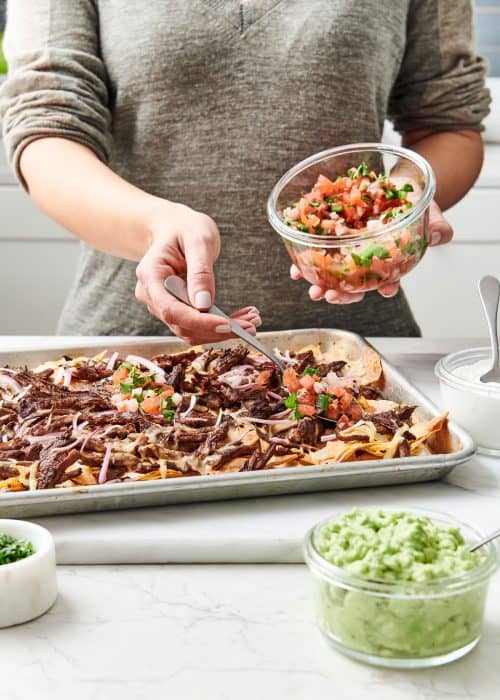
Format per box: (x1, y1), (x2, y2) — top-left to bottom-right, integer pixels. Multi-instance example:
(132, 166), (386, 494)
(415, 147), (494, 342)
(435, 347), (500, 456)
(0, 519), (57, 628)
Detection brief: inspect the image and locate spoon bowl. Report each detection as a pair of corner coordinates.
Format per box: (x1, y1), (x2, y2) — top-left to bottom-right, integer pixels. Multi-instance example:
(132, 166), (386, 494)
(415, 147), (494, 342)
(478, 275), (500, 384)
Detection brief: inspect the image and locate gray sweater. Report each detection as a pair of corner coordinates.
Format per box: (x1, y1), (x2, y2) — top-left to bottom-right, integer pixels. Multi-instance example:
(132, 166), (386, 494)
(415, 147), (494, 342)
(0, 0), (490, 336)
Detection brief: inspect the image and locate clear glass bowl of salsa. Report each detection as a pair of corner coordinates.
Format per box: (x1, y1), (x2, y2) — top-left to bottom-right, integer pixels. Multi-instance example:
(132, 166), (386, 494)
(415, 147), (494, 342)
(267, 143), (435, 294)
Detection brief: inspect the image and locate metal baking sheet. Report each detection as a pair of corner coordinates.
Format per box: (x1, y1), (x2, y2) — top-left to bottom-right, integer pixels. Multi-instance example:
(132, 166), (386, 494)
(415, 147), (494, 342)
(0, 330), (475, 517)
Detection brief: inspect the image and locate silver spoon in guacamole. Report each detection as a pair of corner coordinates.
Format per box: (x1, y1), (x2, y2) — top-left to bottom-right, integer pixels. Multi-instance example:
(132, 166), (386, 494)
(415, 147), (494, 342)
(470, 526), (500, 553)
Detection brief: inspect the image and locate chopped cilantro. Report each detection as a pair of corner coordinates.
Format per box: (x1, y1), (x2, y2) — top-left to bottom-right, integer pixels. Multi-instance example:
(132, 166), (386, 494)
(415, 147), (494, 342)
(348, 162), (370, 179)
(330, 203), (343, 214)
(0, 534), (34, 565)
(309, 200), (321, 208)
(402, 241), (417, 255)
(120, 382), (134, 394)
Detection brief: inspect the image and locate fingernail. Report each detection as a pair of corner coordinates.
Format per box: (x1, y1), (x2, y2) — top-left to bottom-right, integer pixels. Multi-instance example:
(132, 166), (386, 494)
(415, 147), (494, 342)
(195, 291), (212, 309)
(215, 324), (231, 334)
(430, 231), (441, 246)
(251, 317), (262, 327)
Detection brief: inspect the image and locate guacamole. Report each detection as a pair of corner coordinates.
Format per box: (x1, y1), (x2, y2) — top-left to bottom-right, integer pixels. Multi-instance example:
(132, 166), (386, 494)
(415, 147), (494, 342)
(311, 509), (489, 660)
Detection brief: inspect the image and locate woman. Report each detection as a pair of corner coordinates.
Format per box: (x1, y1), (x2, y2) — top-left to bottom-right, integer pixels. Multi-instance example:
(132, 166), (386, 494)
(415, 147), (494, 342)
(0, 1), (489, 343)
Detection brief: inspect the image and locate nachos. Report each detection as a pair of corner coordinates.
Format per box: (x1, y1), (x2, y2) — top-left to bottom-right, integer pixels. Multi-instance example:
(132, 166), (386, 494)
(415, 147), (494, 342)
(0, 341), (449, 492)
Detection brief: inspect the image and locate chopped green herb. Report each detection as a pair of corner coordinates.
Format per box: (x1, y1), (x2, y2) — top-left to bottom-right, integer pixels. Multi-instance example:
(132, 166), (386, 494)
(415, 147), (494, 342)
(159, 396), (176, 421)
(348, 162), (370, 179)
(120, 382), (134, 394)
(351, 243), (390, 268)
(0, 534), (34, 566)
(400, 183), (414, 192)
(302, 366), (319, 376)
(402, 241), (417, 255)
(316, 393), (331, 411)
(314, 224), (324, 235)
(284, 393), (303, 420)
(330, 203), (343, 214)
(309, 200), (321, 208)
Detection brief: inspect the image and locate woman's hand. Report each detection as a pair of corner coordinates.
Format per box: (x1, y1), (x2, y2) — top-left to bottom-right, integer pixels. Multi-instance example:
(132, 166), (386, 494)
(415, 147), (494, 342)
(290, 200), (453, 304)
(135, 201), (261, 344)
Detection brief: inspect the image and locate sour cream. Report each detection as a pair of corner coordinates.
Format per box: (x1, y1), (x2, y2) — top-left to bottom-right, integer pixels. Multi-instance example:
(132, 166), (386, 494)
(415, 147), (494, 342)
(452, 359), (500, 389)
(436, 349), (500, 456)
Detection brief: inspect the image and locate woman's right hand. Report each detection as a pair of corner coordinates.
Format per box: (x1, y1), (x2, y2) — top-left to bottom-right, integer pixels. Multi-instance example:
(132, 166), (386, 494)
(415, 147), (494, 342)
(135, 201), (261, 345)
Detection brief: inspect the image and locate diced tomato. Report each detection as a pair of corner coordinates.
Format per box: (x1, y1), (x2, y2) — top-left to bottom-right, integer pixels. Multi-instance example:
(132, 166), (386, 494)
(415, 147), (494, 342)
(256, 370), (273, 387)
(112, 367), (129, 384)
(325, 401), (341, 421)
(350, 401), (363, 422)
(142, 396), (161, 415)
(336, 414), (351, 431)
(159, 385), (174, 398)
(298, 403), (316, 417)
(315, 174), (336, 197)
(339, 392), (353, 412)
(299, 374), (317, 390)
(283, 367), (301, 393)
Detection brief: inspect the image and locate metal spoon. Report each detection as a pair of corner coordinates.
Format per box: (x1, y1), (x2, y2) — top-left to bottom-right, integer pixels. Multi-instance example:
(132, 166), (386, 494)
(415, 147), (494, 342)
(164, 276), (286, 371)
(470, 527), (500, 553)
(479, 275), (500, 384)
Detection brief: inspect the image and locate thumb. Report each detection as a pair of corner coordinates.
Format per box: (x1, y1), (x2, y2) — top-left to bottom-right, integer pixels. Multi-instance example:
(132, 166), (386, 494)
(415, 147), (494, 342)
(428, 200), (453, 246)
(184, 234), (217, 311)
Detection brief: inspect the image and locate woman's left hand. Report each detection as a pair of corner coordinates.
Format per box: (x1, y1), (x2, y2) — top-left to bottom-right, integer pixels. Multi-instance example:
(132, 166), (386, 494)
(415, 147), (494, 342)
(290, 200), (454, 304)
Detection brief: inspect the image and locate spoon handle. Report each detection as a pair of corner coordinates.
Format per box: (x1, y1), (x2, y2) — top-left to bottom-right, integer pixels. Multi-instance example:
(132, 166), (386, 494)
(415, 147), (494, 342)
(479, 276), (500, 370)
(163, 276), (286, 371)
(470, 526), (500, 553)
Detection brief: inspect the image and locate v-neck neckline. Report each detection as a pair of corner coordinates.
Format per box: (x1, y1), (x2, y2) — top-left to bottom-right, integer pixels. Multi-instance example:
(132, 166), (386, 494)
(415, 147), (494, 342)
(200, 0), (284, 35)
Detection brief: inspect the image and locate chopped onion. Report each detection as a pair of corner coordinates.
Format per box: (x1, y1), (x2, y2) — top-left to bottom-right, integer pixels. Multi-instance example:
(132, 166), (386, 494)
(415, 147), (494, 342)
(125, 354), (165, 381)
(181, 395), (197, 418)
(63, 367), (73, 388)
(171, 392), (183, 406)
(326, 371), (354, 389)
(106, 352), (119, 371)
(320, 433), (338, 443)
(98, 444), (113, 484)
(313, 381), (328, 394)
(273, 349), (297, 365)
(0, 373), (22, 395)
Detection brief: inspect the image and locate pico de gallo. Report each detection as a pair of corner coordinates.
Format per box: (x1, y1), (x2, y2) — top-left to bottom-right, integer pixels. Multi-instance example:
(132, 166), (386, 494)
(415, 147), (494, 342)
(109, 363), (179, 419)
(280, 162), (429, 294)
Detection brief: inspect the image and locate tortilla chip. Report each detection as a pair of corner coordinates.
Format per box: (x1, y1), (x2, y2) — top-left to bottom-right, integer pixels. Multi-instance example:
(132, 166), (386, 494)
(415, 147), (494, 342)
(345, 347), (383, 386)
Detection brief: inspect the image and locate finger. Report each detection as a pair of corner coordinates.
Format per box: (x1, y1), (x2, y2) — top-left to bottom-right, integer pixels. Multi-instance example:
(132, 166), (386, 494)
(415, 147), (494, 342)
(184, 232), (218, 310)
(325, 289), (365, 304)
(230, 306), (261, 319)
(147, 277), (225, 334)
(378, 282), (400, 298)
(428, 201), (453, 246)
(309, 285), (324, 301)
(290, 264), (302, 281)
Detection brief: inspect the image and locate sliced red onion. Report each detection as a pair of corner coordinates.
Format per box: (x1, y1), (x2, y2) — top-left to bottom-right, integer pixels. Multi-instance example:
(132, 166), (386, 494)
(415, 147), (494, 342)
(241, 416), (296, 426)
(125, 354), (165, 382)
(215, 408), (223, 428)
(14, 383), (32, 402)
(269, 437), (296, 446)
(181, 395), (197, 418)
(224, 429), (252, 448)
(0, 373), (22, 395)
(72, 412), (82, 433)
(320, 433), (338, 443)
(53, 366), (65, 385)
(106, 352), (119, 371)
(271, 408), (292, 419)
(27, 432), (65, 444)
(80, 427), (104, 453)
(98, 444), (113, 484)
(326, 372), (354, 389)
(313, 381), (328, 394)
(63, 367), (73, 388)
(266, 391), (283, 401)
(52, 437), (82, 454)
(93, 409), (119, 417)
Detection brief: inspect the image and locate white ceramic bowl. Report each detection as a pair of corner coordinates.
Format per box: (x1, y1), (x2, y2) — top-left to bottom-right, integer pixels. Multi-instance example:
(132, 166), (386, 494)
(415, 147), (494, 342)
(435, 347), (500, 456)
(0, 519), (57, 627)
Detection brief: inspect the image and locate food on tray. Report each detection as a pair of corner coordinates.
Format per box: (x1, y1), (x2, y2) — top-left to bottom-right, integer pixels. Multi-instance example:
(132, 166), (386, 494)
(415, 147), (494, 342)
(0, 533), (34, 565)
(308, 509), (490, 660)
(0, 341), (449, 492)
(280, 163), (428, 293)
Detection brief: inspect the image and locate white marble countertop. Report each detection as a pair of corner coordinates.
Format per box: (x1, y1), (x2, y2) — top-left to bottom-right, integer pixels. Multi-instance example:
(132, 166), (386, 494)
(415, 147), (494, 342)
(1, 337), (499, 699)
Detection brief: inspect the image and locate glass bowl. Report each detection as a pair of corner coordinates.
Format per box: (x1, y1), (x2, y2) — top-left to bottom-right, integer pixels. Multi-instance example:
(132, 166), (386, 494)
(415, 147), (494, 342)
(267, 143), (435, 294)
(435, 347), (500, 456)
(304, 508), (497, 669)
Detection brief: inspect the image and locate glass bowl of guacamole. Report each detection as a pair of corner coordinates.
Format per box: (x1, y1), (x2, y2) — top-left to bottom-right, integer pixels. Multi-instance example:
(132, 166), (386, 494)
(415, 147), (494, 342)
(304, 508), (497, 668)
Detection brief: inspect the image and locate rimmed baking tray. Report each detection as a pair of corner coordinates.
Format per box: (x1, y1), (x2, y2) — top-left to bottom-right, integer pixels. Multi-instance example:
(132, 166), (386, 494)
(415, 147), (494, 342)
(0, 330), (475, 517)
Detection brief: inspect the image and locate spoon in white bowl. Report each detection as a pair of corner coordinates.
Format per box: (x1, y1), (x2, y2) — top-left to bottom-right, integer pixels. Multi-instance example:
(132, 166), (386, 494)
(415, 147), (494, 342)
(470, 527), (500, 553)
(478, 275), (500, 384)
